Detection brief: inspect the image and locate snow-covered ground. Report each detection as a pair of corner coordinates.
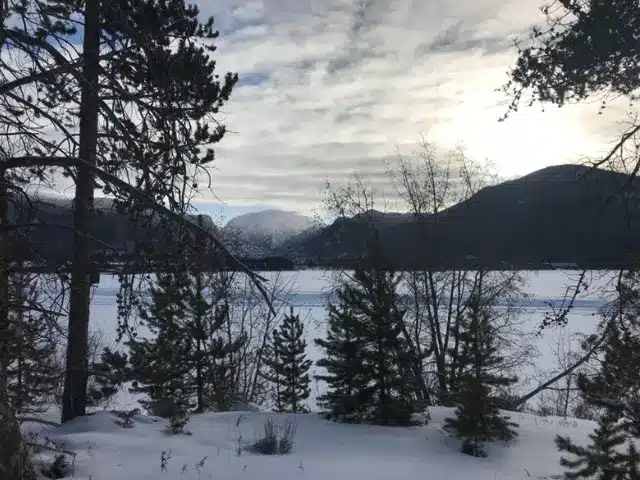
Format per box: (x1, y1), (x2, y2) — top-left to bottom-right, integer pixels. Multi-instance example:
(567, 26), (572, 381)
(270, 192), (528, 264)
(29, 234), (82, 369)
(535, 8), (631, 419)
(19, 269), (612, 479)
(23, 406), (593, 479)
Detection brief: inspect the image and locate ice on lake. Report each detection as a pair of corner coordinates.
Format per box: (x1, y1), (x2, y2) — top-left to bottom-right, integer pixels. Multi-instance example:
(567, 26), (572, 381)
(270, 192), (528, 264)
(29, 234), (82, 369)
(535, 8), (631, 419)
(88, 269), (616, 411)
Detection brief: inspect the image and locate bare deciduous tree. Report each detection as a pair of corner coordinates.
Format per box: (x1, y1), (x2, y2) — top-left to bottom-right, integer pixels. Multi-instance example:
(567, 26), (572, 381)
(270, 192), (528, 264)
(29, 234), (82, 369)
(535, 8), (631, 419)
(532, 326), (595, 418)
(218, 270), (298, 407)
(388, 139), (536, 405)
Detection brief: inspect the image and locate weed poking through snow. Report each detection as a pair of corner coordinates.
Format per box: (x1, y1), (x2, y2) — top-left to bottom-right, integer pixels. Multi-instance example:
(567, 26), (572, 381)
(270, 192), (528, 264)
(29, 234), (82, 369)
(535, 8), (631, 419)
(40, 453), (71, 479)
(166, 412), (191, 435)
(160, 450), (172, 472)
(249, 418), (297, 454)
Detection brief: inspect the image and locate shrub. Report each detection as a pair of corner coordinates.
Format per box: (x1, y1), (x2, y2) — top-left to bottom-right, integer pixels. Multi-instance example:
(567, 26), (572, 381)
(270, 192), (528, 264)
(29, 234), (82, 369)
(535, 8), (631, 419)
(166, 412), (190, 435)
(250, 418), (297, 455)
(41, 453), (70, 479)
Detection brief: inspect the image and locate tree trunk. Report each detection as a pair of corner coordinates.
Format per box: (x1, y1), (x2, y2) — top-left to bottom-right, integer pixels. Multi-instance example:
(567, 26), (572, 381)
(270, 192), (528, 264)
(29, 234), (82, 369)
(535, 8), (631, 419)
(0, 374), (35, 480)
(195, 292), (204, 412)
(562, 376), (571, 418)
(0, 176), (36, 479)
(61, 0), (101, 423)
(195, 217), (205, 412)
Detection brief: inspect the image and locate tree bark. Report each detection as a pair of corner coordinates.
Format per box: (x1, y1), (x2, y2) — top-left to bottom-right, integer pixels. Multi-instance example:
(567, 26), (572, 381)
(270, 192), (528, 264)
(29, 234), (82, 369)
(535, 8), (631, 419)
(0, 176), (36, 479)
(0, 375), (35, 480)
(61, 0), (101, 423)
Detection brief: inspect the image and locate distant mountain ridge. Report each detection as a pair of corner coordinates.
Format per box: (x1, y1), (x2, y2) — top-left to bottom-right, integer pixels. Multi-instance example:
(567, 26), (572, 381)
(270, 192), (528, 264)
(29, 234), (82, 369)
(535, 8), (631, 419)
(282, 164), (640, 269)
(222, 209), (318, 256)
(6, 164), (640, 270)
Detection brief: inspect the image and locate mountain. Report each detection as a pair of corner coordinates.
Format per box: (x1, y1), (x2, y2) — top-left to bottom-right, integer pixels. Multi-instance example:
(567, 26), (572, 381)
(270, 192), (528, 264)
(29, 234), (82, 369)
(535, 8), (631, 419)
(222, 209), (316, 256)
(278, 209), (412, 263)
(5, 194), (223, 267)
(288, 164), (640, 269)
(7, 164), (640, 271)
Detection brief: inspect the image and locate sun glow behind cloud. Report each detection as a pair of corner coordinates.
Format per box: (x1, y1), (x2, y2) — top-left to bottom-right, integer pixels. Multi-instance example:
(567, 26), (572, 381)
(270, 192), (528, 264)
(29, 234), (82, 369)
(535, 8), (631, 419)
(183, 0), (633, 216)
(8, 0), (631, 220)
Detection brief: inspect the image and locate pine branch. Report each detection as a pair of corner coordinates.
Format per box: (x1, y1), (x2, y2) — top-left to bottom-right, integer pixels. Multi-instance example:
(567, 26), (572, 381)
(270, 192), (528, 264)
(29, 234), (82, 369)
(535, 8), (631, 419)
(0, 43), (138, 96)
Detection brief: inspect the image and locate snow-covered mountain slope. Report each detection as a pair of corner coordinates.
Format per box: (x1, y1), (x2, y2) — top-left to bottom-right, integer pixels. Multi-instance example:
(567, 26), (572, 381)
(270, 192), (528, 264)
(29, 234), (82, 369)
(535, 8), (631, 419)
(23, 407), (593, 479)
(223, 209), (316, 254)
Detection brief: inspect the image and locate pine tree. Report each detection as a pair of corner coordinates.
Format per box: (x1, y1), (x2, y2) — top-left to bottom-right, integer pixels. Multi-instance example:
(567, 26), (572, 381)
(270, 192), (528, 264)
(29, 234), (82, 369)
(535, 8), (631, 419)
(315, 301), (369, 422)
(555, 412), (628, 479)
(555, 290), (640, 480)
(263, 307), (312, 413)
(0, 0), (239, 423)
(127, 272), (195, 418)
(5, 275), (60, 414)
(87, 348), (130, 407)
(315, 236), (423, 425)
(124, 266), (245, 416)
(444, 296), (518, 457)
(195, 300), (245, 413)
(182, 218), (245, 413)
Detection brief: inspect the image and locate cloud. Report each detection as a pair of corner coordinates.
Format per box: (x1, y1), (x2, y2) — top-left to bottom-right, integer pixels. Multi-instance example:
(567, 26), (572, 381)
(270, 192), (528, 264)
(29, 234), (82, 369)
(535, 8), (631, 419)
(4, 0), (629, 219)
(187, 0), (631, 215)
(415, 21), (510, 56)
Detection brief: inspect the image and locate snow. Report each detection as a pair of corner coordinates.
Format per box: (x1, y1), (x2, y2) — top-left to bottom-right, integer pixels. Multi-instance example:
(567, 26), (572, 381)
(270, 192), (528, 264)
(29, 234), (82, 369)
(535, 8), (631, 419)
(19, 268), (613, 479)
(89, 269), (614, 412)
(223, 209), (314, 234)
(23, 407), (594, 479)
(230, 402), (262, 412)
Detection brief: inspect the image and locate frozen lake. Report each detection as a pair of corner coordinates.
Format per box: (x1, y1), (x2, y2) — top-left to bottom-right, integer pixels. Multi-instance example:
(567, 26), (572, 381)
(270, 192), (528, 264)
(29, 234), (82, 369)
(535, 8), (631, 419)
(88, 269), (617, 410)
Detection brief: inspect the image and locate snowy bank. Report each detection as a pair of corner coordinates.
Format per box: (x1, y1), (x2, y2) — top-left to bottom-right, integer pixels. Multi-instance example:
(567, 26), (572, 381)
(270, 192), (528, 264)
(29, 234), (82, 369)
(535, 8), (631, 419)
(21, 407), (594, 479)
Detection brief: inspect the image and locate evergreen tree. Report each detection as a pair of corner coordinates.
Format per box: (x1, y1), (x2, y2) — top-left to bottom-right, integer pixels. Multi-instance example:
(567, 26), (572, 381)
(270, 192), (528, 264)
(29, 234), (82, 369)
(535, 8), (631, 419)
(444, 295), (518, 457)
(315, 301), (369, 422)
(263, 307), (312, 413)
(87, 348), (130, 407)
(194, 300), (245, 413)
(176, 219), (246, 413)
(5, 275), (59, 414)
(127, 272), (195, 418)
(555, 412), (628, 479)
(0, 0), (239, 423)
(555, 280), (640, 480)
(315, 236), (423, 425)
(124, 266), (245, 416)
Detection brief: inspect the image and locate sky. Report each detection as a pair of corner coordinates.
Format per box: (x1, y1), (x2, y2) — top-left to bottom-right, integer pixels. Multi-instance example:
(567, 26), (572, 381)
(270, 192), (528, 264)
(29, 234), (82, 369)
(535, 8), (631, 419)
(184, 0), (631, 220)
(15, 0), (632, 222)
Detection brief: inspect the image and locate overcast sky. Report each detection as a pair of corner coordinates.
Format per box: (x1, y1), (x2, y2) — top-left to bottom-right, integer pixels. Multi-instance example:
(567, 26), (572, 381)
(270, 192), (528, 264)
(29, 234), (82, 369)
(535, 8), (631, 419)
(186, 0), (630, 220)
(24, 0), (630, 221)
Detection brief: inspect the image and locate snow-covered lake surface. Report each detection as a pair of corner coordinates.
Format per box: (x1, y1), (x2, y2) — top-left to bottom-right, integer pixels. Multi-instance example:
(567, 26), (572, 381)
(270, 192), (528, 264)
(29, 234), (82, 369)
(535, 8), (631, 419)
(90, 269), (614, 335)
(89, 269), (616, 411)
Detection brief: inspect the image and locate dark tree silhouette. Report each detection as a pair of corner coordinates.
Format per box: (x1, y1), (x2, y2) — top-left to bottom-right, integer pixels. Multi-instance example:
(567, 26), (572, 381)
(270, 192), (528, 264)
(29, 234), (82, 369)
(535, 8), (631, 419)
(444, 295), (518, 457)
(263, 307), (313, 413)
(502, 0), (640, 117)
